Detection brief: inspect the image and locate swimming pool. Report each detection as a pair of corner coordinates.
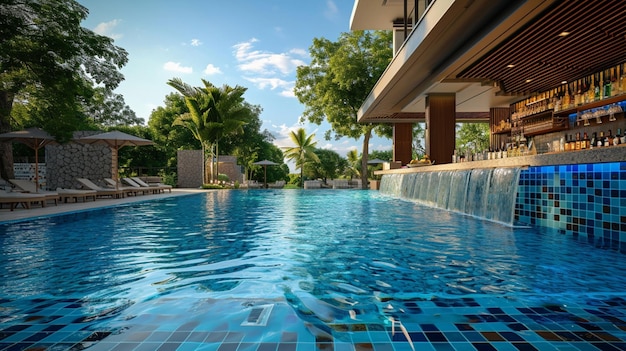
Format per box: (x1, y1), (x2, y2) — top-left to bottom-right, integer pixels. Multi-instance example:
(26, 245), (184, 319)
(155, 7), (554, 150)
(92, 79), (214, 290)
(1, 190), (625, 350)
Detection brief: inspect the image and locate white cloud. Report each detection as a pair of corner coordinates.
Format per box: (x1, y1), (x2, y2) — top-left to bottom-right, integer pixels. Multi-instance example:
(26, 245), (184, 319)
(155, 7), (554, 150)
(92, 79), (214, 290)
(93, 19), (123, 40)
(203, 64), (222, 75)
(163, 61), (193, 74)
(244, 77), (290, 90)
(233, 38), (306, 76)
(289, 48), (308, 57)
(324, 0), (339, 20)
(191, 39), (202, 46)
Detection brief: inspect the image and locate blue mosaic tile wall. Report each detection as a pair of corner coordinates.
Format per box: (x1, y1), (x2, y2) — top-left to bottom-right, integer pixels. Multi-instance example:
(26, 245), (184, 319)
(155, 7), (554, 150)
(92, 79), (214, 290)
(515, 162), (626, 252)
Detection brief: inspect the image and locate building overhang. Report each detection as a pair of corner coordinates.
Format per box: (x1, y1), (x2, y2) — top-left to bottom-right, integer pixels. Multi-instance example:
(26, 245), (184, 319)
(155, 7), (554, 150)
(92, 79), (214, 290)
(352, 0), (626, 123)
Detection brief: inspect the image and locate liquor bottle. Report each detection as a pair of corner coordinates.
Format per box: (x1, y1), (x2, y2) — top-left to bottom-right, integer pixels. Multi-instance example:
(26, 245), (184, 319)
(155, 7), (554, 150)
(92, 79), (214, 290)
(574, 80), (581, 106)
(620, 64), (626, 95)
(603, 70), (611, 99)
(614, 128), (621, 146)
(611, 67), (619, 97)
(590, 132), (597, 149)
(582, 132), (590, 149)
(620, 128), (626, 145)
(594, 73), (601, 101)
(587, 77), (595, 103)
(605, 130), (613, 147)
(575, 132), (581, 150)
(564, 133), (570, 151)
(597, 131), (604, 148)
(562, 85), (570, 110)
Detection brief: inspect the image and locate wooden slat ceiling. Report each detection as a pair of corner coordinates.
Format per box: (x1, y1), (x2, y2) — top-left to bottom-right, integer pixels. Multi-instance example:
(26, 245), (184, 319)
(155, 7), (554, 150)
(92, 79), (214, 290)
(457, 1), (626, 95)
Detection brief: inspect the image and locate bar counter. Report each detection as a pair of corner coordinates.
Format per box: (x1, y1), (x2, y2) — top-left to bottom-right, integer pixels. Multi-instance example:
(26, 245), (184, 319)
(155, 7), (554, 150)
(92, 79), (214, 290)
(375, 144), (626, 175)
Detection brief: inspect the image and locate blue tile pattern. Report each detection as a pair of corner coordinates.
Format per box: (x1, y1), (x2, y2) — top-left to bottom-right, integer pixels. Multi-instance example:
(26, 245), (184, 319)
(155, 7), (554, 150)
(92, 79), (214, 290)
(515, 161), (626, 252)
(2, 296), (626, 350)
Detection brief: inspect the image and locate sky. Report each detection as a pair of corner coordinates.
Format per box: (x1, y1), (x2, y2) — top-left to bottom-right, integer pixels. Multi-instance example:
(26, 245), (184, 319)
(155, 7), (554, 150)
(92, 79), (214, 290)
(76, 0), (392, 167)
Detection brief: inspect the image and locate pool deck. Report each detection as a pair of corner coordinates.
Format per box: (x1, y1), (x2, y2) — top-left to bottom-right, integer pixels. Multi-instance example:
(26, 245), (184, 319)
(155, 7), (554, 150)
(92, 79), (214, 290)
(0, 188), (207, 224)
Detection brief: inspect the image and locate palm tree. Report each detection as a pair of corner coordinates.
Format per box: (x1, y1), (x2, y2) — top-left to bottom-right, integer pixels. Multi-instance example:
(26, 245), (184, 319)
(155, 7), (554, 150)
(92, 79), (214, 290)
(167, 78), (248, 184)
(283, 128), (320, 187)
(204, 83), (249, 181)
(346, 149), (360, 180)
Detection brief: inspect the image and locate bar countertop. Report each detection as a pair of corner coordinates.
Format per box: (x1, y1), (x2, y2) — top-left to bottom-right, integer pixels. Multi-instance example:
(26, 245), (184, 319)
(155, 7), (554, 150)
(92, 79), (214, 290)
(375, 144), (626, 175)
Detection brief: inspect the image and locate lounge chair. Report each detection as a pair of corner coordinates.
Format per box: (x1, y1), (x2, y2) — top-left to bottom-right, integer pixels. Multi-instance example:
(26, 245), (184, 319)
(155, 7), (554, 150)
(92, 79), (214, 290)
(9, 179), (59, 206)
(130, 177), (172, 193)
(268, 180), (286, 189)
(122, 178), (160, 194)
(103, 178), (150, 196)
(56, 188), (97, 203)
(0, 191), (48, 211)
(76, 178), (124, 199)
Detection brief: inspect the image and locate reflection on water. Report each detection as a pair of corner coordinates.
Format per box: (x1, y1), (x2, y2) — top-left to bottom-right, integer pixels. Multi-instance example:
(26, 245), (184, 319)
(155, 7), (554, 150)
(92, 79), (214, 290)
(0, 190), (624, 327)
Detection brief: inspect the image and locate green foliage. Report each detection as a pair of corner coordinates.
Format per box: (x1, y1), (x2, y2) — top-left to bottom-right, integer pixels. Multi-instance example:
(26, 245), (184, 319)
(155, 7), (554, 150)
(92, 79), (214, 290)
(456, 123), (490, 153)
(287, 173), (301, 186)
(218, 173), (230, 183)
(167, 78), (251, 183)
(294, 30), (393, 188)
(0, 0), (128, 179)
(304, 148), (346, 184)
(283, 128), (320, 187)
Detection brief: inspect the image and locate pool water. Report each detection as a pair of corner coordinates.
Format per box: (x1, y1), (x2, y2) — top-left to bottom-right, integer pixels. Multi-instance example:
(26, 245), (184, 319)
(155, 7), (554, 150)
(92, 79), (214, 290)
(1, 190), (625, 351)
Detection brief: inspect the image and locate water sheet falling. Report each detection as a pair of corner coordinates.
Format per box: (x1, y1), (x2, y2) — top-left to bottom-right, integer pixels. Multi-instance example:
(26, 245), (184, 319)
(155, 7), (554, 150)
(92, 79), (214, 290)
(379, 168), (522, 226)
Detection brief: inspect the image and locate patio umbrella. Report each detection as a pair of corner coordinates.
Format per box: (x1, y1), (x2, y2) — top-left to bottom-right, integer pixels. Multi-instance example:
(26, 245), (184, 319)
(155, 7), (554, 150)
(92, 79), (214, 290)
(367, 158), (387, 164)
(253, 159), (278, 189)
(0, 127), (57, 192)
(76, 131), (153, 189)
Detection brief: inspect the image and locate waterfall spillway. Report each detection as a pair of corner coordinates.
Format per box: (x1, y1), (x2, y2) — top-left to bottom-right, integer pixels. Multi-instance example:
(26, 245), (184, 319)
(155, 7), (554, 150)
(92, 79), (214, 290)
(379, 168), (521, 225)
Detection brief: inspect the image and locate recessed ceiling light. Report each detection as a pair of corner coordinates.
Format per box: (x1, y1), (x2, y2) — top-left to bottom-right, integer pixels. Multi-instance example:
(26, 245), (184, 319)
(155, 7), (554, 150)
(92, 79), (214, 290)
(558, 31), (570, 37)
(525, 79), (532, 83)
(507, 64), (515, 68)
(561, 81), (568, 84)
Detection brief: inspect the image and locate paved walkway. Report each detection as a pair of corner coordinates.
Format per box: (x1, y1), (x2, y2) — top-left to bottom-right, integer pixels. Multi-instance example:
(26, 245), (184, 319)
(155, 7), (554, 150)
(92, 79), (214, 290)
(0, 188), (206, 224)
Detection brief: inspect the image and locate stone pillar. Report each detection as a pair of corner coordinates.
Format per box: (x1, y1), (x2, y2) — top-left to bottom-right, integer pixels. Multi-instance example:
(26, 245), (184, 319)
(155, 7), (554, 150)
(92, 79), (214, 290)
(393, 123), (413, 164)
(177, 150), (203, 188)
(425, 93), (456, 164)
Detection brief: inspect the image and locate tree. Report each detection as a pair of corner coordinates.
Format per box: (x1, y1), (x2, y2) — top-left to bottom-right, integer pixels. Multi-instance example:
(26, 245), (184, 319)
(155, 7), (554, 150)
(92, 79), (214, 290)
(167, 78), (249, 184)
(295, 30), (393, 189)
(84, 87), (144, 127)
(304, 148), (346, 185)
(346, 149), (360, 180)
(283, 128), (320, 187)
(456, 123), (490, 155)
(148, 93), (199, 168)
(0, 0), (128, 179)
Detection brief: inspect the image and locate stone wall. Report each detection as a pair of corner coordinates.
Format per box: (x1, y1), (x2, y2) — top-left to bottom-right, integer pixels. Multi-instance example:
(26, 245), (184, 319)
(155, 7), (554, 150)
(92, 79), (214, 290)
(176, 150), (243, 188)
(46, 131), (112, 190)
(177, 150), (203, 188)
(217, 155), (243, 183)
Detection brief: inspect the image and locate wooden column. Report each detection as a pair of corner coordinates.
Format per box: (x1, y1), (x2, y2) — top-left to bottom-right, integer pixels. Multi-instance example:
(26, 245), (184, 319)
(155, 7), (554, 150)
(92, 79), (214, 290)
(425, 93), (456, 164)
(393, 123), (413, 165)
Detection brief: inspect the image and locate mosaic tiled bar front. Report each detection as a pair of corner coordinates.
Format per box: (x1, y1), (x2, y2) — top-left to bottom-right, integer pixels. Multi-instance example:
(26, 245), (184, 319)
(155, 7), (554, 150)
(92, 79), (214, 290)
(515, 161), (626, 251)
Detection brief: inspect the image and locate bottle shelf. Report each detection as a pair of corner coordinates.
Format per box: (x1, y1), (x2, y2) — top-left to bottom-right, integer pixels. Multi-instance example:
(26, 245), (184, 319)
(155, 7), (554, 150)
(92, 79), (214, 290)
(554, 94), (626, 116)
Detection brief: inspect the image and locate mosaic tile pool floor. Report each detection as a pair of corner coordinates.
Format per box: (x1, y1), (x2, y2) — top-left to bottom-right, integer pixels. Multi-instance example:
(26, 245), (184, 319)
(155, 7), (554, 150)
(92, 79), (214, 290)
(2, 294), (626, 351)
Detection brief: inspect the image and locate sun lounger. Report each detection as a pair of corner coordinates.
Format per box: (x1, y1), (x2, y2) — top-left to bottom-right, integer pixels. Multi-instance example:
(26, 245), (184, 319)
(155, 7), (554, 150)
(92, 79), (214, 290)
(130, 177), (172, 193)
(103, 178), (150, 196)
(122, 178), (160, 194)
(9, 179), (59, 206)
(268, 180), (286, 189)
(56, 188), (97, 203)
(0, 191), (48, 211)
(76, 178), (124, 199)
